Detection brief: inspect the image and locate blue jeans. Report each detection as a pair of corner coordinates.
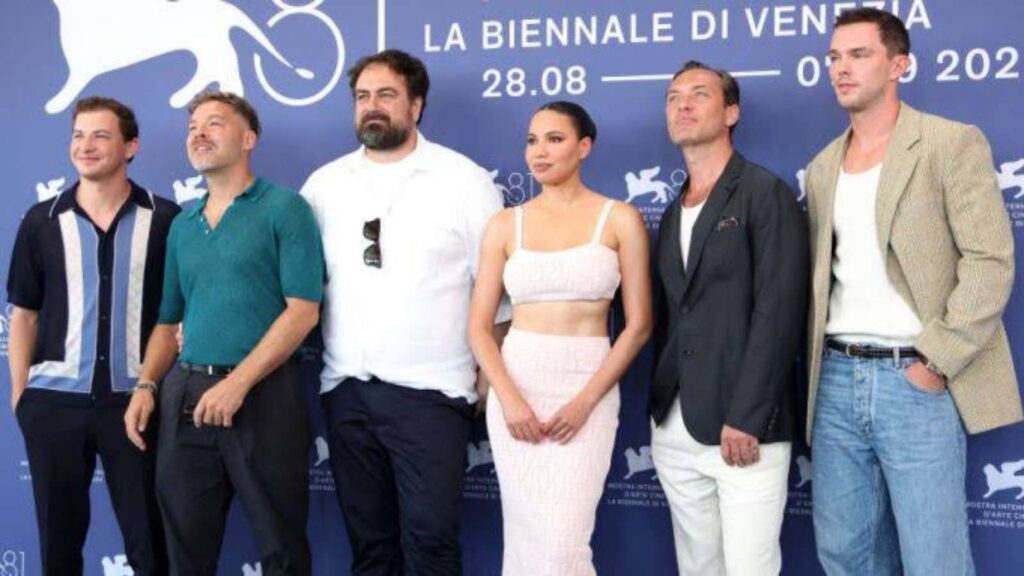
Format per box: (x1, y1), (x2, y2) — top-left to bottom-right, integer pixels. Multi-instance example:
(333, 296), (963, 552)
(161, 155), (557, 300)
(811, 347), (974, 576)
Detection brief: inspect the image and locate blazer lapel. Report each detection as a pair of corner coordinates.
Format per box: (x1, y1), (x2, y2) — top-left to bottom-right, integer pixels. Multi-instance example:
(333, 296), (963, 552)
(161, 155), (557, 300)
(807, 128), (848, 415)
(875, 103), (921, 253)
(658, 199), (685, 306)
(814, 129), (848, 267)
(679, 152), (744, 300)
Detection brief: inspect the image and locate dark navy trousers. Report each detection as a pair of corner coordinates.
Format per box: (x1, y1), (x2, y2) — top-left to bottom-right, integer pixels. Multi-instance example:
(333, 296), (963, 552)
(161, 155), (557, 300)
(17, 397), (168, 576)
(323, 378), (473, 576)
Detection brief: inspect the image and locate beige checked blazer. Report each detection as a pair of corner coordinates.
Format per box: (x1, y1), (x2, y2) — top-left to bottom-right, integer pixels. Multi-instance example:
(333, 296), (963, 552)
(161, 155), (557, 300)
(804, 103), (1023, 442)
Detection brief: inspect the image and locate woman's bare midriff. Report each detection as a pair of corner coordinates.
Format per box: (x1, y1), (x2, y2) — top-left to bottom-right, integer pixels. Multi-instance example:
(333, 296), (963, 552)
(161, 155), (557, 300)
(510, 299), (612, 336)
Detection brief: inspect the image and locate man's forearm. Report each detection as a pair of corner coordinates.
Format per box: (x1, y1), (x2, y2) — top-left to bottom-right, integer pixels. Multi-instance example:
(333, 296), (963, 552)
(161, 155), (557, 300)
(138, 324), (180, 384)
(227, 299), (320, 392)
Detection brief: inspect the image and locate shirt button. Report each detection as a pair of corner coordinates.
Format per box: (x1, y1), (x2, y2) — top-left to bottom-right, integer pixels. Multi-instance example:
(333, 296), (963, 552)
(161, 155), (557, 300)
(682, 349), (694, 356)
(101, 275), (110, 282)
(99, 355), (107, 361)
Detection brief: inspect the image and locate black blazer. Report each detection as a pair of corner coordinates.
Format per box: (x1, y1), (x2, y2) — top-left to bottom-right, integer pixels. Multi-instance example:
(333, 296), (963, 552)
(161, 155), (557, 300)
(650, 152), (809, 445)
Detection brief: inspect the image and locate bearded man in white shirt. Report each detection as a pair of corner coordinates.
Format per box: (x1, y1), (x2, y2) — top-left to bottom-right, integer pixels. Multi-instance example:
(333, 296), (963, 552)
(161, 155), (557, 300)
(300, 49), (507, 576)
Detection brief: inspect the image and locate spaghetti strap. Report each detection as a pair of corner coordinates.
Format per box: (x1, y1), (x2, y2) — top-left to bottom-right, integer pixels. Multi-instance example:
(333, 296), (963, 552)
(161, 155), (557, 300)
(591, 200), (615, 244)
(514, 205), (524, 249)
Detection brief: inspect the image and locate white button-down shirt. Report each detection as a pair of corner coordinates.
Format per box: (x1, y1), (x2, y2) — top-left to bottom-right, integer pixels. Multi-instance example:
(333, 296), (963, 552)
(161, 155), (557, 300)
(301, 133), (508, 400)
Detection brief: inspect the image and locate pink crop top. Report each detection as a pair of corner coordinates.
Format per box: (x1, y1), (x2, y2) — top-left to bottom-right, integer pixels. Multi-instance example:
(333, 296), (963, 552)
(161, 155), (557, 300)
(503, 200), (622, 305)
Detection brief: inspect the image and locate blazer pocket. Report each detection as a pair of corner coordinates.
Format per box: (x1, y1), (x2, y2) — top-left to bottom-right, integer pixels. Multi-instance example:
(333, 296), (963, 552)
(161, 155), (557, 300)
(705, 221), (747, 277)
(715, 216), (741, 231)
(709, 215), (746, 241)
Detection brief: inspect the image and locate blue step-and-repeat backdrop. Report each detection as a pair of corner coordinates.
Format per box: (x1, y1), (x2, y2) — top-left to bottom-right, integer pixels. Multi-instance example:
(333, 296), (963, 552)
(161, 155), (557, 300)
(2, 1), (1023, 574)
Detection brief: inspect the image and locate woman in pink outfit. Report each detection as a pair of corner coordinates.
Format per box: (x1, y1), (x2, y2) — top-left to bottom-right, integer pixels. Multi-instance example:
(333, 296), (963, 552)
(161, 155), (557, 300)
(468, 102), (652, 575)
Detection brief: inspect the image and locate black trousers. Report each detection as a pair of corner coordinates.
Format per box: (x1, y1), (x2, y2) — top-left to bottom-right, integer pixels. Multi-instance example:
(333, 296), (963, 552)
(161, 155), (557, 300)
(156, 364), (311, 576)
(16, 396), (168, 576)
(323, 378), (473, 576)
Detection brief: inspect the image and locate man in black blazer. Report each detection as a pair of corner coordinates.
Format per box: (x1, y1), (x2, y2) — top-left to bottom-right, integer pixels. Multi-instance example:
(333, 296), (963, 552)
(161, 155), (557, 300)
(649, 61), (808, 575)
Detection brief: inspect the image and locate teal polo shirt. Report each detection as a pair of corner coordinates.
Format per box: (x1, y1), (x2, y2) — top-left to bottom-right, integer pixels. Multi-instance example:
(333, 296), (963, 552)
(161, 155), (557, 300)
(159, 178), (324, 366)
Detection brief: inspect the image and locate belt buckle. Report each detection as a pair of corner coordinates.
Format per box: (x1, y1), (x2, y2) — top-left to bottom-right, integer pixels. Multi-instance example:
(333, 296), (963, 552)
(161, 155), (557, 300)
(844, 342), (857, 357)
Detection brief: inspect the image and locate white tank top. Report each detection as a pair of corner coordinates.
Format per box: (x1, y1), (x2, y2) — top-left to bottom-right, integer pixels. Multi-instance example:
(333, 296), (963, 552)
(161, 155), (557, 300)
(826, 164), (922, 345)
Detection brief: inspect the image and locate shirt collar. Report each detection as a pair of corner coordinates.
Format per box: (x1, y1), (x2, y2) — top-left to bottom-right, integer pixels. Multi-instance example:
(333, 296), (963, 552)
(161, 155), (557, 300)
(49, 178), (154, 219)
(186, 177), (267, 219)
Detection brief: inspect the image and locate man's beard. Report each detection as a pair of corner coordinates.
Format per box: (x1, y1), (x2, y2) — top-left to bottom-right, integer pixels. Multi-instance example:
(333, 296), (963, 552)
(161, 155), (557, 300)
(357, 115), (411, 150)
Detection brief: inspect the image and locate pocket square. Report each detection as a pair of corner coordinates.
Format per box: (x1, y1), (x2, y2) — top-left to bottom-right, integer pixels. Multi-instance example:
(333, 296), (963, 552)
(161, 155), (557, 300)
(716, 216), (740, 231)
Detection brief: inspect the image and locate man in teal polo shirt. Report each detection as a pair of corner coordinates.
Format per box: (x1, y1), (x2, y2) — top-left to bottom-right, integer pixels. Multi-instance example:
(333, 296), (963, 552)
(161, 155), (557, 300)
(123, 91), (323, 576)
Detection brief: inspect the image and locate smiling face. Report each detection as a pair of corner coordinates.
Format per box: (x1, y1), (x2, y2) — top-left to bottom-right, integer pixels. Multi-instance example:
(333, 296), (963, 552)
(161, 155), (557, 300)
(353, 63), (421, 151)
(186, 100), (256, 176)
(525, 109), (592, 187)
(70, 110), (138, 182)
(665, 68), (738, 149)
(828, 22), (908, 113)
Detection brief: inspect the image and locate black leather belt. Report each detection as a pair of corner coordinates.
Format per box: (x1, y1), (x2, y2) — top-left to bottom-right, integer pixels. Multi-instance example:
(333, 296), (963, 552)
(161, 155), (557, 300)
(180, 362), (236, 376)
(826, 339), (920, 360)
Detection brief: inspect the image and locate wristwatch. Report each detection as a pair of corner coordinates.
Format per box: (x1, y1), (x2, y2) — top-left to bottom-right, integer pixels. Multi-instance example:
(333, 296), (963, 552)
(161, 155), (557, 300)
(133, 380), (158, 396)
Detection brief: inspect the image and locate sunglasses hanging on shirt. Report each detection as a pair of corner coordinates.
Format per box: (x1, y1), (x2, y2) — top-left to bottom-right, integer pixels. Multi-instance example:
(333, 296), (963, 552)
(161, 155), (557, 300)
(363, 218), (381, 268)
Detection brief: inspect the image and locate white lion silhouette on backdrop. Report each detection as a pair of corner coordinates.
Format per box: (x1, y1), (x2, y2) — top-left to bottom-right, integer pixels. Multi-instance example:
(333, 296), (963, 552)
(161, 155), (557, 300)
(997, 158), (1024, 199)
(465, 441), (495, 474)
(47, 0), (345, 113)
(173, 175), (207, 205)
(624, 167), (672, 204)
(36, 177), (65, 202)
(794, 455), (813, 488)
(623, 446), (657, 480)
(101, 555), (132, 576)
(982, 459), (1024, 500)
(313, 436), (330, 467)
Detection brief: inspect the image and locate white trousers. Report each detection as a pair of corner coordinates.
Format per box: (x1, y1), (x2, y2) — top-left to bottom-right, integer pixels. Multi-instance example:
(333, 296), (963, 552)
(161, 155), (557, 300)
(651, 401), (791, 576)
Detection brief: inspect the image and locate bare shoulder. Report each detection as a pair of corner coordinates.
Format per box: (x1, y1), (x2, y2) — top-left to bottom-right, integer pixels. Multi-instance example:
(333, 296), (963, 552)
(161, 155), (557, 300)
(486, 207), (516, 236)
(517, 196), (543, 212)
(606, 199), (645, 231)
(482, 207), (519, 255)
(594, 198), (647, 251)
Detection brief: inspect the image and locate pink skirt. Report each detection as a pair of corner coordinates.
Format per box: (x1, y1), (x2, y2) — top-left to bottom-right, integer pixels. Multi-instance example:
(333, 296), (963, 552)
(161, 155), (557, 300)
(486, 328), (620, 576)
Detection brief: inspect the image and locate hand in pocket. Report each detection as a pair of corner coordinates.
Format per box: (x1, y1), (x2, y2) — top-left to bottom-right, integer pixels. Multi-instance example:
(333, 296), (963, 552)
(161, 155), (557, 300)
(904, 361), (946, 394)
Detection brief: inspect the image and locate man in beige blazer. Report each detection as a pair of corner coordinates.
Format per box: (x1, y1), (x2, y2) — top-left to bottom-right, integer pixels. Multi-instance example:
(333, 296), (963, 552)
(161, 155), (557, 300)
(804, 8), (1022, 575)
